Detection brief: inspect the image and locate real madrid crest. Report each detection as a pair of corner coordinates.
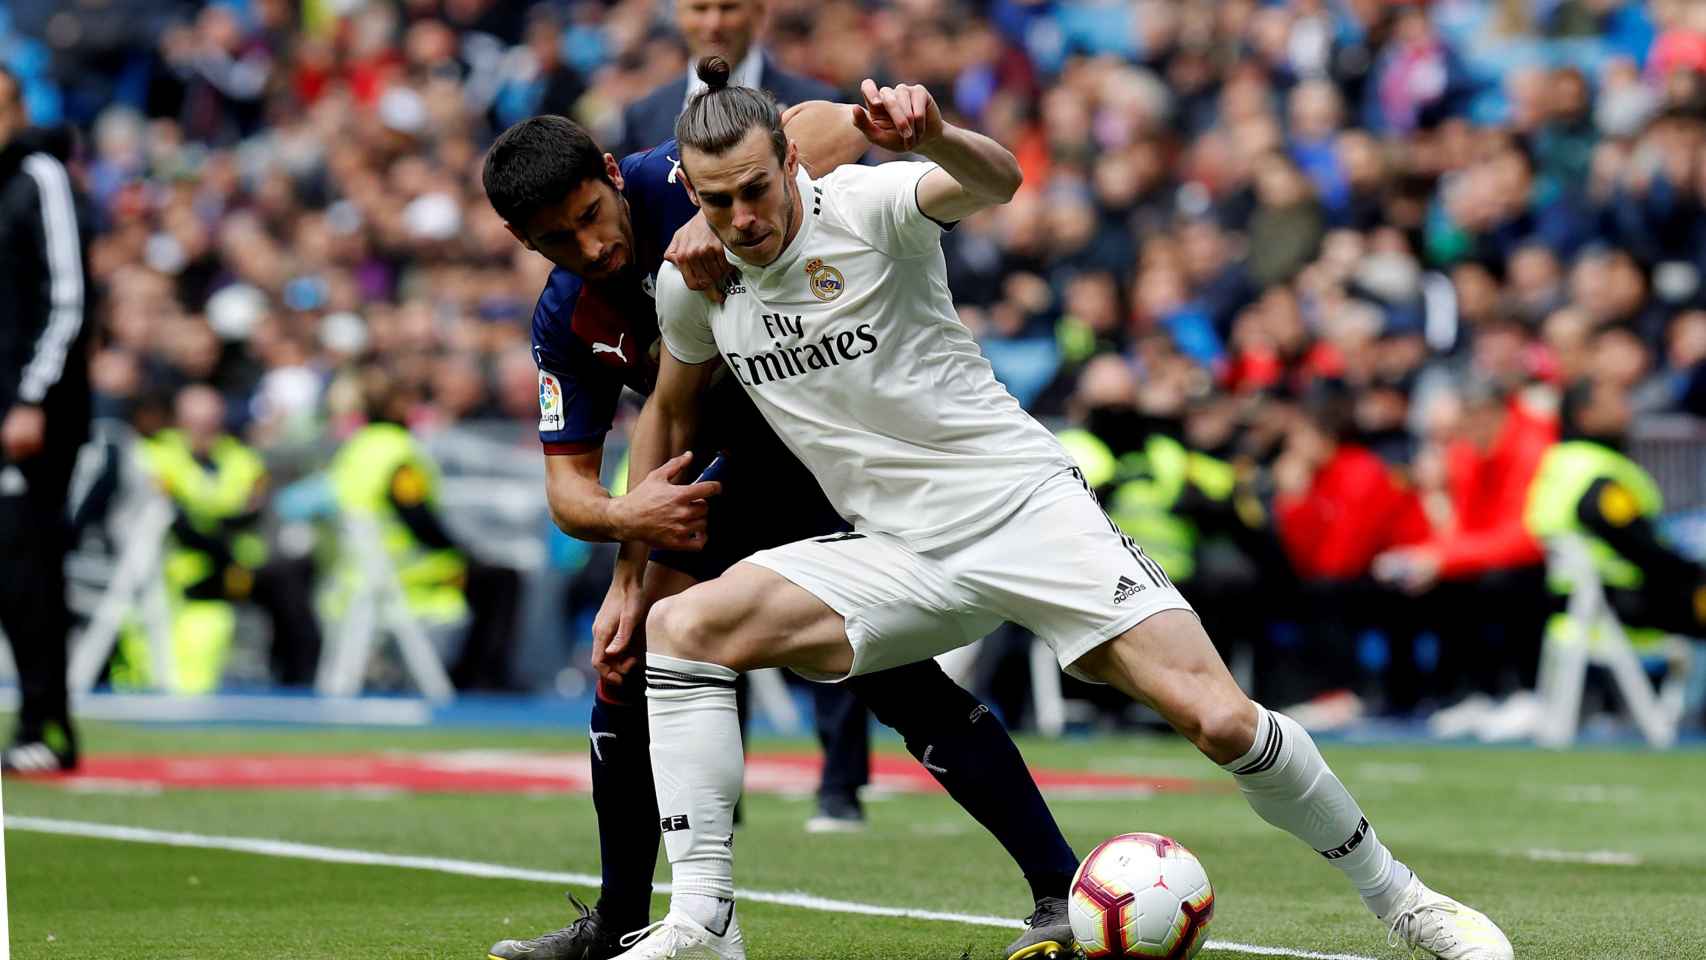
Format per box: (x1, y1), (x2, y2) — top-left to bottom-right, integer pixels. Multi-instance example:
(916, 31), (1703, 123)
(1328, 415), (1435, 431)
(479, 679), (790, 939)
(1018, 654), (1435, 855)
(804, 257), (845, 302)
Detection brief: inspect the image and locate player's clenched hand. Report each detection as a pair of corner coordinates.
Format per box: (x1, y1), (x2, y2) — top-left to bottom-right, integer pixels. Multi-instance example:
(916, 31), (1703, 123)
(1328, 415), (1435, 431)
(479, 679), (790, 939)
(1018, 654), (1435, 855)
(591, 578), (646, 682)
(852, 79), (944, 154)
(617, 451), (721, 550)
(666, 213), (733, 303)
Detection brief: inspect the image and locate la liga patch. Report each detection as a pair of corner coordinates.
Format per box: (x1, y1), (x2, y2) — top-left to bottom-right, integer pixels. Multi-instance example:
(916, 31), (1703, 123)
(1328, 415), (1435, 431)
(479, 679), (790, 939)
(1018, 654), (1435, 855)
(538, 370), (564, 432)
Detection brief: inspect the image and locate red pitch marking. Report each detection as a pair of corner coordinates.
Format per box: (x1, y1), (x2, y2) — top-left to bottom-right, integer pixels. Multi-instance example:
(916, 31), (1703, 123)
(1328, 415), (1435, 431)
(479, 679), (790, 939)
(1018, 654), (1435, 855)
(39, 752), (1220, 796)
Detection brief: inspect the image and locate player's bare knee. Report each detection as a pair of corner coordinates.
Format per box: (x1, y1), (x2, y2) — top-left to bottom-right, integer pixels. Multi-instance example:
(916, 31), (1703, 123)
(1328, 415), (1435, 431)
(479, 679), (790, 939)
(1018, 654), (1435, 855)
(1191, 696), (1259, 766)
(646, 594), (725, 665)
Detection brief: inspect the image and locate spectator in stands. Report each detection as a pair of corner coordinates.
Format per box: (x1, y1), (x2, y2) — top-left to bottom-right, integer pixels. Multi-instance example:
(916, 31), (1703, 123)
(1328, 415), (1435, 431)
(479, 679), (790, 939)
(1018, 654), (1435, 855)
(1272, 380), (1430, 710)
(1374, 379), (1559, 710)
(617, 0), (839, 156)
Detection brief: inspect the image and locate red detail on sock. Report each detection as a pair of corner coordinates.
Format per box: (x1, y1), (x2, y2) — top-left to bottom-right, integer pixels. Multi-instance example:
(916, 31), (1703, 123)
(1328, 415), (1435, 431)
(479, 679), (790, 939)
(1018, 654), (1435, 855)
(596, 674), (643, 706)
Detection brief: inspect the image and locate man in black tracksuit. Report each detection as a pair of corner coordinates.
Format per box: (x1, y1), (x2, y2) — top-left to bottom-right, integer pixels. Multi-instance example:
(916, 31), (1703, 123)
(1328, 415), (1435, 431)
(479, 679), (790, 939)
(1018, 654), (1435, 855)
(0, 66), (92, 772)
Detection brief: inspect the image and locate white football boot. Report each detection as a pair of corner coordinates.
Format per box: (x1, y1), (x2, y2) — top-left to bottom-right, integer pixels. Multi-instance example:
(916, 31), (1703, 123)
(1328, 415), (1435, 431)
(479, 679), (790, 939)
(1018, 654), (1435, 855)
(1381, 875), (1513, 959)
(608, 908), (746, 960)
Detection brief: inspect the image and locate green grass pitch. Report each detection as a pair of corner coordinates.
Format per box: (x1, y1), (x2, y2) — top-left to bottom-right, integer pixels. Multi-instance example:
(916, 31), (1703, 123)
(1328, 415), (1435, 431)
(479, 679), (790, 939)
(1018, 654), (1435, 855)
(3, 722), (1702, 959)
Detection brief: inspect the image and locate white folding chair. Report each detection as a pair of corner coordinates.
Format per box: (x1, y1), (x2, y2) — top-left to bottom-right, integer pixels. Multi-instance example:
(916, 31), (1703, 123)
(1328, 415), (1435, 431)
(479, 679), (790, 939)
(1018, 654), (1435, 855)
(315, 515), (456, 702)
(66, 495), (177, 692)
(1535, 535), (1691, 749)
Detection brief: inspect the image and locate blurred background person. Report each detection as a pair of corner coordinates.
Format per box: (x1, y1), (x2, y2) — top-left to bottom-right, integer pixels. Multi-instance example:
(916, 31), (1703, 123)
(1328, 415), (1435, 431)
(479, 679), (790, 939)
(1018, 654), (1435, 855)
(116, 385), (322, 692)
(0, 64), (90, 773)
(618, 0), (839, 156)
(327, 368), (522, 692)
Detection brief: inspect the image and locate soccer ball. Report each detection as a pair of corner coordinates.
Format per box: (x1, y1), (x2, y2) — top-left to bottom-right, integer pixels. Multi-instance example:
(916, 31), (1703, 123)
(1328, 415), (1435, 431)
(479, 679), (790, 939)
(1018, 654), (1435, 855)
(1068, 832), (1214, 959)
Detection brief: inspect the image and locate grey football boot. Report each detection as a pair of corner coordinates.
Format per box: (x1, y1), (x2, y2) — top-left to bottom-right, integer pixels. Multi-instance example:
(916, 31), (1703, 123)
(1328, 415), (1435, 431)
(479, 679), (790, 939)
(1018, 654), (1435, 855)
(488, 894), (624, 960)
(1003, 895), (1074, 960)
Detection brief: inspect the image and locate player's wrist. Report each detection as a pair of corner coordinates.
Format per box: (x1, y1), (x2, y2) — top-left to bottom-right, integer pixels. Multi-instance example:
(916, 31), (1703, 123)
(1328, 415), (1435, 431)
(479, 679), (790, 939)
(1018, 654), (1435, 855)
(912, 123), (956, 158)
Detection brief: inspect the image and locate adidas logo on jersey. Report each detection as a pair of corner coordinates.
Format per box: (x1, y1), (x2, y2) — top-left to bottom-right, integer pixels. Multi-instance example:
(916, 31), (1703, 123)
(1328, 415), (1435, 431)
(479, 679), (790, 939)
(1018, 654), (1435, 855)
(1113, 575), (1144, 605)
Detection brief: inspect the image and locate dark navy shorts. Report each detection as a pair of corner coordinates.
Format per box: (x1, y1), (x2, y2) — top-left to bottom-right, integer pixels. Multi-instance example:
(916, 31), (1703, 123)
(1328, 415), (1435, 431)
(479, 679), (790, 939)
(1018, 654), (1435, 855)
(649, 442), (849, 583)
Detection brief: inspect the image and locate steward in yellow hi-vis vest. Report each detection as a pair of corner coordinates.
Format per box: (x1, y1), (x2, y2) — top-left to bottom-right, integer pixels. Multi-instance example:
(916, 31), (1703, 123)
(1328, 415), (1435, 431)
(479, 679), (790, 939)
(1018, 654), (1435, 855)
(118, 386), (270, 692)
(1525, 379), (1706, 643)
(328, 417), (469, 625)
(1059, 407), (1268, 587)
(323, 369), (521, 691)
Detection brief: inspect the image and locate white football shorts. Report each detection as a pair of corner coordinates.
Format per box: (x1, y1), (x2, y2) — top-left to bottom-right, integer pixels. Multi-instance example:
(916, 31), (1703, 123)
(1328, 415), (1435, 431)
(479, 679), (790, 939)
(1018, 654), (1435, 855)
(742, 467), (1196, 682)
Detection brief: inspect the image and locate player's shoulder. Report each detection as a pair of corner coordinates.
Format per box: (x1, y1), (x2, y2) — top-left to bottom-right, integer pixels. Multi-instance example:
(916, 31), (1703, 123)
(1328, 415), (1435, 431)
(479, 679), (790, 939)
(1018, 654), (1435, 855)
(531, 267), (586, 335)
(654, 260), (709, 315)
(814, 160), (937, 232)
(818, 159), (934, 201)
(530, 268), (595, 370)
(620, 138), (687, 196)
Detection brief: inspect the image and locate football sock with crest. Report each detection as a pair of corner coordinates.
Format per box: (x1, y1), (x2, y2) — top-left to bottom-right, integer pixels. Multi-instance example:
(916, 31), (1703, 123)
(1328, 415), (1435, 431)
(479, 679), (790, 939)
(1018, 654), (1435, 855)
(646, 654), (744, 923)
(848, 660), (1079, 902)
(1220, 705), (1413, 918)
(588, 677), (661, 935)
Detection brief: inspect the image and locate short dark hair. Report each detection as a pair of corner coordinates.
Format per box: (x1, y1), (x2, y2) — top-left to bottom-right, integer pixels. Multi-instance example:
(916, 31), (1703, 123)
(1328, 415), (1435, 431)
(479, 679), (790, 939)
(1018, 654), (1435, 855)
(482, 115), (609, 226)
(675, 56), (786, 167)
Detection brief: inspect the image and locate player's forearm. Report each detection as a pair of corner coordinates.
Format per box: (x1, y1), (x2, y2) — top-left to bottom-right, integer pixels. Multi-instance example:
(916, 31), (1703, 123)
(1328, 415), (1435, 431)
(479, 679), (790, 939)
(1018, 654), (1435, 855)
(546, 470), (630, 543)
(625, 395), (699, 503)
(916, 124), (1022, 205)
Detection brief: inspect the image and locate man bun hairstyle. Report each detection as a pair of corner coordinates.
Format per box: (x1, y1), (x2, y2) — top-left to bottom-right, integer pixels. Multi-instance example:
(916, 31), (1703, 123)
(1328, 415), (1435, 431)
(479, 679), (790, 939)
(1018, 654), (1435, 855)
(698, 54), (732, 90)
(483, 115), (609, 227)
(675, 56), (787, 166)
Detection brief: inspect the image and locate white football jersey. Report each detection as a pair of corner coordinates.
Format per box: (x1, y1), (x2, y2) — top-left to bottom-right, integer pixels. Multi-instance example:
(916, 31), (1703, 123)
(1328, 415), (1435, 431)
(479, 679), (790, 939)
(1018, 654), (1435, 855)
(659, 161), (1072, 549)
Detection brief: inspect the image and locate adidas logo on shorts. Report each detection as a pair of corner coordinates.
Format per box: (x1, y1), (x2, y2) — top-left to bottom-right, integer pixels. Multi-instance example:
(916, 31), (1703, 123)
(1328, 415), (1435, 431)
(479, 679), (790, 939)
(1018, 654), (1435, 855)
(1113, 575), (1144, 605)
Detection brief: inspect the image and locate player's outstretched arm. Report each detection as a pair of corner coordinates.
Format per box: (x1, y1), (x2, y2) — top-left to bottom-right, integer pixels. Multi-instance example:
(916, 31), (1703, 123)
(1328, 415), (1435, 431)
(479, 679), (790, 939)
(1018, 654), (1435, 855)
(852, 78), (1022, 222)
(783, 100), (871, 176)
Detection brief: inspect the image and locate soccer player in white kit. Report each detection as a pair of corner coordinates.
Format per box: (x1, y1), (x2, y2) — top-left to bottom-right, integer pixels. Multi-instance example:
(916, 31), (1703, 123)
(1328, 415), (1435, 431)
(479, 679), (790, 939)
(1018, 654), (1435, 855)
(607, 57), (1513, 960)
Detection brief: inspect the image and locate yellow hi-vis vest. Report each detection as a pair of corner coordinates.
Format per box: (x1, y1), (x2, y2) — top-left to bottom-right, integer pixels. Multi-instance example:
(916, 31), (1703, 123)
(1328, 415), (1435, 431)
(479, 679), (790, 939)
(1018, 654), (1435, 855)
(120, 430), (269, 693)
(139, 430), (268, 591)
(328, 422), (467, 622)
(1524, 440), (1666, 648)
(1060, 429), (1236, 583)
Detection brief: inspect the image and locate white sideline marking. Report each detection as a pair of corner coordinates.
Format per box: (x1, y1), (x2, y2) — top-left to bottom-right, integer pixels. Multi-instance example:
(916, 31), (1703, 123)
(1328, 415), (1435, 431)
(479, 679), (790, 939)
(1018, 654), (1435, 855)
(5, 816), (1379, 960)
(1515, 848), (1643, 866)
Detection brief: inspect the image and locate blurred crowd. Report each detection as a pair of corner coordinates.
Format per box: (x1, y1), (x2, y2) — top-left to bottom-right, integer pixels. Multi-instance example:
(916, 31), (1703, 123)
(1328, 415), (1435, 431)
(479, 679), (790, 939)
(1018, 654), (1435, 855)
(5, 0), (1706, 717)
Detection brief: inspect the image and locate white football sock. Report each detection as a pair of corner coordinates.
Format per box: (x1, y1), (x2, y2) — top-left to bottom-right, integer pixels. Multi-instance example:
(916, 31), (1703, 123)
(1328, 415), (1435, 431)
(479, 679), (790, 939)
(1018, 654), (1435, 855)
(1221, 705), (1413, 918)
(647, 654), (743, 910)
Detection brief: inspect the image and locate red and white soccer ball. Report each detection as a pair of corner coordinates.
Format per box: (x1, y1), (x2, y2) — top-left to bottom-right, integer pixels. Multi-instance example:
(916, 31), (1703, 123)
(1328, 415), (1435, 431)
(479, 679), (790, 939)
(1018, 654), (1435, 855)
(1068, 833), (1214, 960)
